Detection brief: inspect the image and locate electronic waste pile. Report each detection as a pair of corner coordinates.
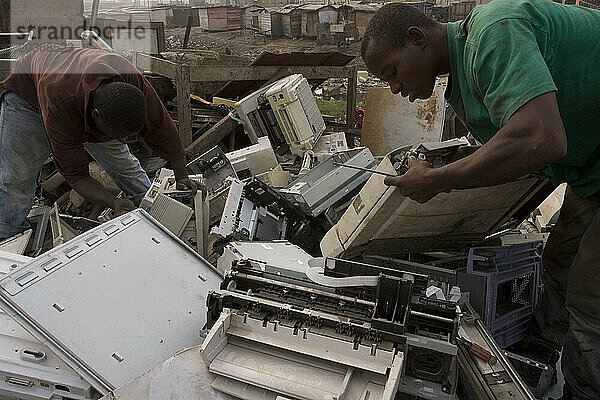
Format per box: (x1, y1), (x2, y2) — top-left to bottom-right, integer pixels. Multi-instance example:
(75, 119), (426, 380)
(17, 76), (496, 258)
(0, 74), (560, 400)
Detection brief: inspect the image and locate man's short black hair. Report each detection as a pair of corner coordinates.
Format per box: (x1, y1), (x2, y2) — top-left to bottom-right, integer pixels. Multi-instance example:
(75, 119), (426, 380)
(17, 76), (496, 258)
(361, 3), (438, 59)
(91, 81), (147, 132)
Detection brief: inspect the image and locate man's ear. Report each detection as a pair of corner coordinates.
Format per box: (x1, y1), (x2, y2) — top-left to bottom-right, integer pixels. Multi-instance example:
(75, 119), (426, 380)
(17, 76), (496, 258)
(407, 26), (426, 49)
(91, 108), (102, 119)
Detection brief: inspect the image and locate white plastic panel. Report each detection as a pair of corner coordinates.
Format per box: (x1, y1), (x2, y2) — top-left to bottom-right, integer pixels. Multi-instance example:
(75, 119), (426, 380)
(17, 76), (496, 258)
(0, 251), (32, 277)
(217, 241), (312, 277)
(0, 210), (222, 395)
(0, 312), (96, 400)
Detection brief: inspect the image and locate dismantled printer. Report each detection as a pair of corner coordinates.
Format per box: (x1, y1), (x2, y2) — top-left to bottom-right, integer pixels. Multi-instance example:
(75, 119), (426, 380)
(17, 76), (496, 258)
(138, 169), (210, 257)
(210, 177), (325, 255)
(202, 242), (538, 400)
(0, 210), (222, 396)
(321, 139), (555, 258)
(202, 253), (460, 400)
(235, 74), (326, 163)
(280, 147), (378, 217)
(208, 146), (381, 256)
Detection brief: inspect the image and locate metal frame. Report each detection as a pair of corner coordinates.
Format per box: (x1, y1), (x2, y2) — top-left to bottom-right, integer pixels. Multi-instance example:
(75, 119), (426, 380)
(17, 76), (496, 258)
(216, 240), (312, 279)
(503, 350), (554, 399)
(0, 31), (33, 61)
(49, 203), (78, 247)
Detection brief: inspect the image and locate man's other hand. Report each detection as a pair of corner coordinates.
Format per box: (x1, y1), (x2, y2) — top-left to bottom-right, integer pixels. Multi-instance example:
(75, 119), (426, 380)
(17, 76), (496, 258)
(383, 156), (443, 203)
(176, 178), (208, 199)
(112, 198), (136, 216)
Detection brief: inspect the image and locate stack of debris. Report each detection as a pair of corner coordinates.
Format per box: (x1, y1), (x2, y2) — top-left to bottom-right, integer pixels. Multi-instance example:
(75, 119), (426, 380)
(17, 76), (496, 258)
(0, 72), (561, 399)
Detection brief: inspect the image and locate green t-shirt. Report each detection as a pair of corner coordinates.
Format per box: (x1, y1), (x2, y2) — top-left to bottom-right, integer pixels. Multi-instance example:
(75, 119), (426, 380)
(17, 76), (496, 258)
(446, 0), (600, 197)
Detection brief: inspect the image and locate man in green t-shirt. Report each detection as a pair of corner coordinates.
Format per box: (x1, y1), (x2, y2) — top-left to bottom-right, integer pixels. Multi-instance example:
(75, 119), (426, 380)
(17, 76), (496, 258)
(361, 1), (600, 398)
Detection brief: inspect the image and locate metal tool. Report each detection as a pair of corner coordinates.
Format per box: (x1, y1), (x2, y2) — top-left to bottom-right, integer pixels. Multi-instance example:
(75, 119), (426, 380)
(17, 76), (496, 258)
(332, 162), (397, 177)
(457, 336), (498, 365)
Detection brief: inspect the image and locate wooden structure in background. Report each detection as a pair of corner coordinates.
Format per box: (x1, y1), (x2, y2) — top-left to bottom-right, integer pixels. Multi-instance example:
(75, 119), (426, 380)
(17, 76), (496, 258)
(269, 10), (283, 37)
(353, 3), (378, 38)
(133, 52), (358, 154)
(227, 7), (243, 30)
(278, 6), (302, 38)
(241, 5), (266, 29)
(299, 4), (338, 37)
(198, 6), (229, 31)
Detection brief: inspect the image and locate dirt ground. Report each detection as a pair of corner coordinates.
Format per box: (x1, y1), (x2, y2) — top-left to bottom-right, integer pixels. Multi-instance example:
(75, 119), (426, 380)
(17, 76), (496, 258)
(164, 27), (367, 68)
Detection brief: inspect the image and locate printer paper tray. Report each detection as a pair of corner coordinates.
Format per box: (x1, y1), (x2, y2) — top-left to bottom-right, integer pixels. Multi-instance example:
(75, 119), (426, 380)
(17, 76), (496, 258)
(209, 338), (350, 400)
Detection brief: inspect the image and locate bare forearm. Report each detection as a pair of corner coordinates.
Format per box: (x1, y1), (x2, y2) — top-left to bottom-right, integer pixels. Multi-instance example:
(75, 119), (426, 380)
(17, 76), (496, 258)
(436, 93), (567, 191)
(170, 158), (189, 181)
(71, 176), (118, 208)
(437, 133), (550, 190)
(385, 92), (567, 204)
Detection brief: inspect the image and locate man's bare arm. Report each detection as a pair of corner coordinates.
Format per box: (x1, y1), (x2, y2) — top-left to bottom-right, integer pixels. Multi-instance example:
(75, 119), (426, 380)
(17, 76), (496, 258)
(170, 157), (207, 198)
(71, 176), (134, 215)
(437, 92), (567, 190)
(384, 92), (567, 203)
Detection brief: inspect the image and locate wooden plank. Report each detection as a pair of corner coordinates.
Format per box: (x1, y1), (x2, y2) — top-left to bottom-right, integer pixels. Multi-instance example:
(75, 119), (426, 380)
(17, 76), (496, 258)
(185, 115), (239, 160)
(346, 66), (357, 131)
(133, 53), (178, 78)
(175, 65), (193, 147)
(183, 15), (194, 49)
(259, 67), (287, 87)
(189, 65), (351, 82)
(165, 52), (249, 65)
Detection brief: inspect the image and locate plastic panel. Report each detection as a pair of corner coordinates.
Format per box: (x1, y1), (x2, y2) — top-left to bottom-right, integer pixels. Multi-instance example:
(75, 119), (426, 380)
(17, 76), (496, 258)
(0, 210), (222, 394)
(464, 241), (544, 348)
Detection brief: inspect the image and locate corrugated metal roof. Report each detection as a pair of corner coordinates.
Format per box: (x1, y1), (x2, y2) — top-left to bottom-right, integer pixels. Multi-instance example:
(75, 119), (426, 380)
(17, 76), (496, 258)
(277, 4), (302, 13)
(333, 3), (378, 12)
(354, 4), (378, 11)
(240, 5), (266, 10)
(298, 4), (336, 11)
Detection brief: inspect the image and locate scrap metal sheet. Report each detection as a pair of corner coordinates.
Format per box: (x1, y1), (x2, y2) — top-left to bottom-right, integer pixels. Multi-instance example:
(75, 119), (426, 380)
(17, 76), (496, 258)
(0, 210), (222, 395)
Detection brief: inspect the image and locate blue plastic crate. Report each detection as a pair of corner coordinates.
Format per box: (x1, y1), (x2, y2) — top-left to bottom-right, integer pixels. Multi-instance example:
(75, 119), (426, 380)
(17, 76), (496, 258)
(462, 241), (544, 348)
